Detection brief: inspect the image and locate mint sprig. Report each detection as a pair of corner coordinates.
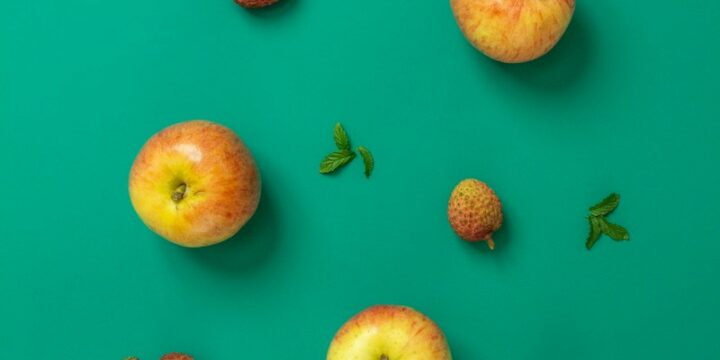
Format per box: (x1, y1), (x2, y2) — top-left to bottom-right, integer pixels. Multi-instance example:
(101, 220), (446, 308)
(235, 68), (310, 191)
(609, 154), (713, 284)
(586, 193), (630, 249)
(319, 123), (374, 178)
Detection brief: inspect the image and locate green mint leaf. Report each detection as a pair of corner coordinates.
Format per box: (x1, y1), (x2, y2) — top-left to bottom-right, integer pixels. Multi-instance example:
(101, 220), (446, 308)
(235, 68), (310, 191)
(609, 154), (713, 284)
(599, 218), (630, 241)
(320, 150), (355, 174)
(357, 146), (374, 178)
(333, 123), (351, 151)
(589, 193), (620, 217)
(586, 216), (602, 250)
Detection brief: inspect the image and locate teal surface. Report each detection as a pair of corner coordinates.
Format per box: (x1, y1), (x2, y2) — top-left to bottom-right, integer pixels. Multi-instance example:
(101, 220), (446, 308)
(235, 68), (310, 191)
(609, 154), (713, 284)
(1, 1), (719, 358)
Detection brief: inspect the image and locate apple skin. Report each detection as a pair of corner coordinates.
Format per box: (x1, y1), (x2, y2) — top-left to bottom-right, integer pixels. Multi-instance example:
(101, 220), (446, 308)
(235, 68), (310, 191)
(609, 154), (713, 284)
(451, 0), (575, 63)
(327, 305), (452, 360)
(129, 120), (261, 247)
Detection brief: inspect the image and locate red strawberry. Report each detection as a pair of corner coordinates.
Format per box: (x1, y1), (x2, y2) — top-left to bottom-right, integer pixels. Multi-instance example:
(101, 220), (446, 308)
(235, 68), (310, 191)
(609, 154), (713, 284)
(448, 178), (503, 249)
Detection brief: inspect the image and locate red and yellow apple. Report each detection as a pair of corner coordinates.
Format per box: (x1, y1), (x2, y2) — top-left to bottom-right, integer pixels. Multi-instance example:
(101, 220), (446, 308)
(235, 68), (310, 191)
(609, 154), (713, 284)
(327, 305), (452, 360)
(451, 0), (575, 63)
(129, 120), (261, 247)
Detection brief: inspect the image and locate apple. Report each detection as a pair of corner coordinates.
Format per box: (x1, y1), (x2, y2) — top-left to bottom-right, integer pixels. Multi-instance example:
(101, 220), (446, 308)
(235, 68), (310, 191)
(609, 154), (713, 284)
(129, 120), (261, 247)
(451, 0), (575, 63)
(327, 305), (452, 360)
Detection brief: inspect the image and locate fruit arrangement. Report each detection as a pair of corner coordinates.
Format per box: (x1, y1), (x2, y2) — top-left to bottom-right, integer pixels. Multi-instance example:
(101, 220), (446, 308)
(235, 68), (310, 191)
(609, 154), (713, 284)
(122, 2), (633, 358)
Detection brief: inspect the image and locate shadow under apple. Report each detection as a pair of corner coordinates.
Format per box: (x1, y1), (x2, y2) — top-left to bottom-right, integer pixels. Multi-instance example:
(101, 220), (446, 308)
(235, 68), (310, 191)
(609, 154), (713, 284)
(184, 184), (281, 275)
(445, 337), (481, 360)
(490, 11), (594, 93)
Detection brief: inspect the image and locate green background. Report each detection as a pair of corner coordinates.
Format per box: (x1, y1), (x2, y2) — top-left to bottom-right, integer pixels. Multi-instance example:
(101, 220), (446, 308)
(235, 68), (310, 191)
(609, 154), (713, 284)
(1, 0), (719, 358)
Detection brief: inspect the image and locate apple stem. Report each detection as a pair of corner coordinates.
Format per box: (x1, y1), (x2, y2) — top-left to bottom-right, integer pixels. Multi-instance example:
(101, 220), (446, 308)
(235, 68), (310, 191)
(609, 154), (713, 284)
(379, 355), (389, 360)
(485, 236), (495, 250)
(172, 183), (187, 202)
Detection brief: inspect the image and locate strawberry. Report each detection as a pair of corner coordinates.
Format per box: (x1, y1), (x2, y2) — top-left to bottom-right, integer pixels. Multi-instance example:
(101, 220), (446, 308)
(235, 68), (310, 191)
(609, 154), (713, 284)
(448, 179), (503, 249)
(160, 353), (194, 360)
(235, 0), (278, 8)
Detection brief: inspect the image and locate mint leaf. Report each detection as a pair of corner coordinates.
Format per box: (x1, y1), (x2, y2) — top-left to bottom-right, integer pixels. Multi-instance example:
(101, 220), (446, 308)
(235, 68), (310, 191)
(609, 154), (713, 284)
(586, 216), (602, 250)
(599, 218), (630, 241)
(320, 150), (355, 174)
(357, 146), (374, 178)
(333, 123), (350, 151)
(589, 193), (620, 217)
